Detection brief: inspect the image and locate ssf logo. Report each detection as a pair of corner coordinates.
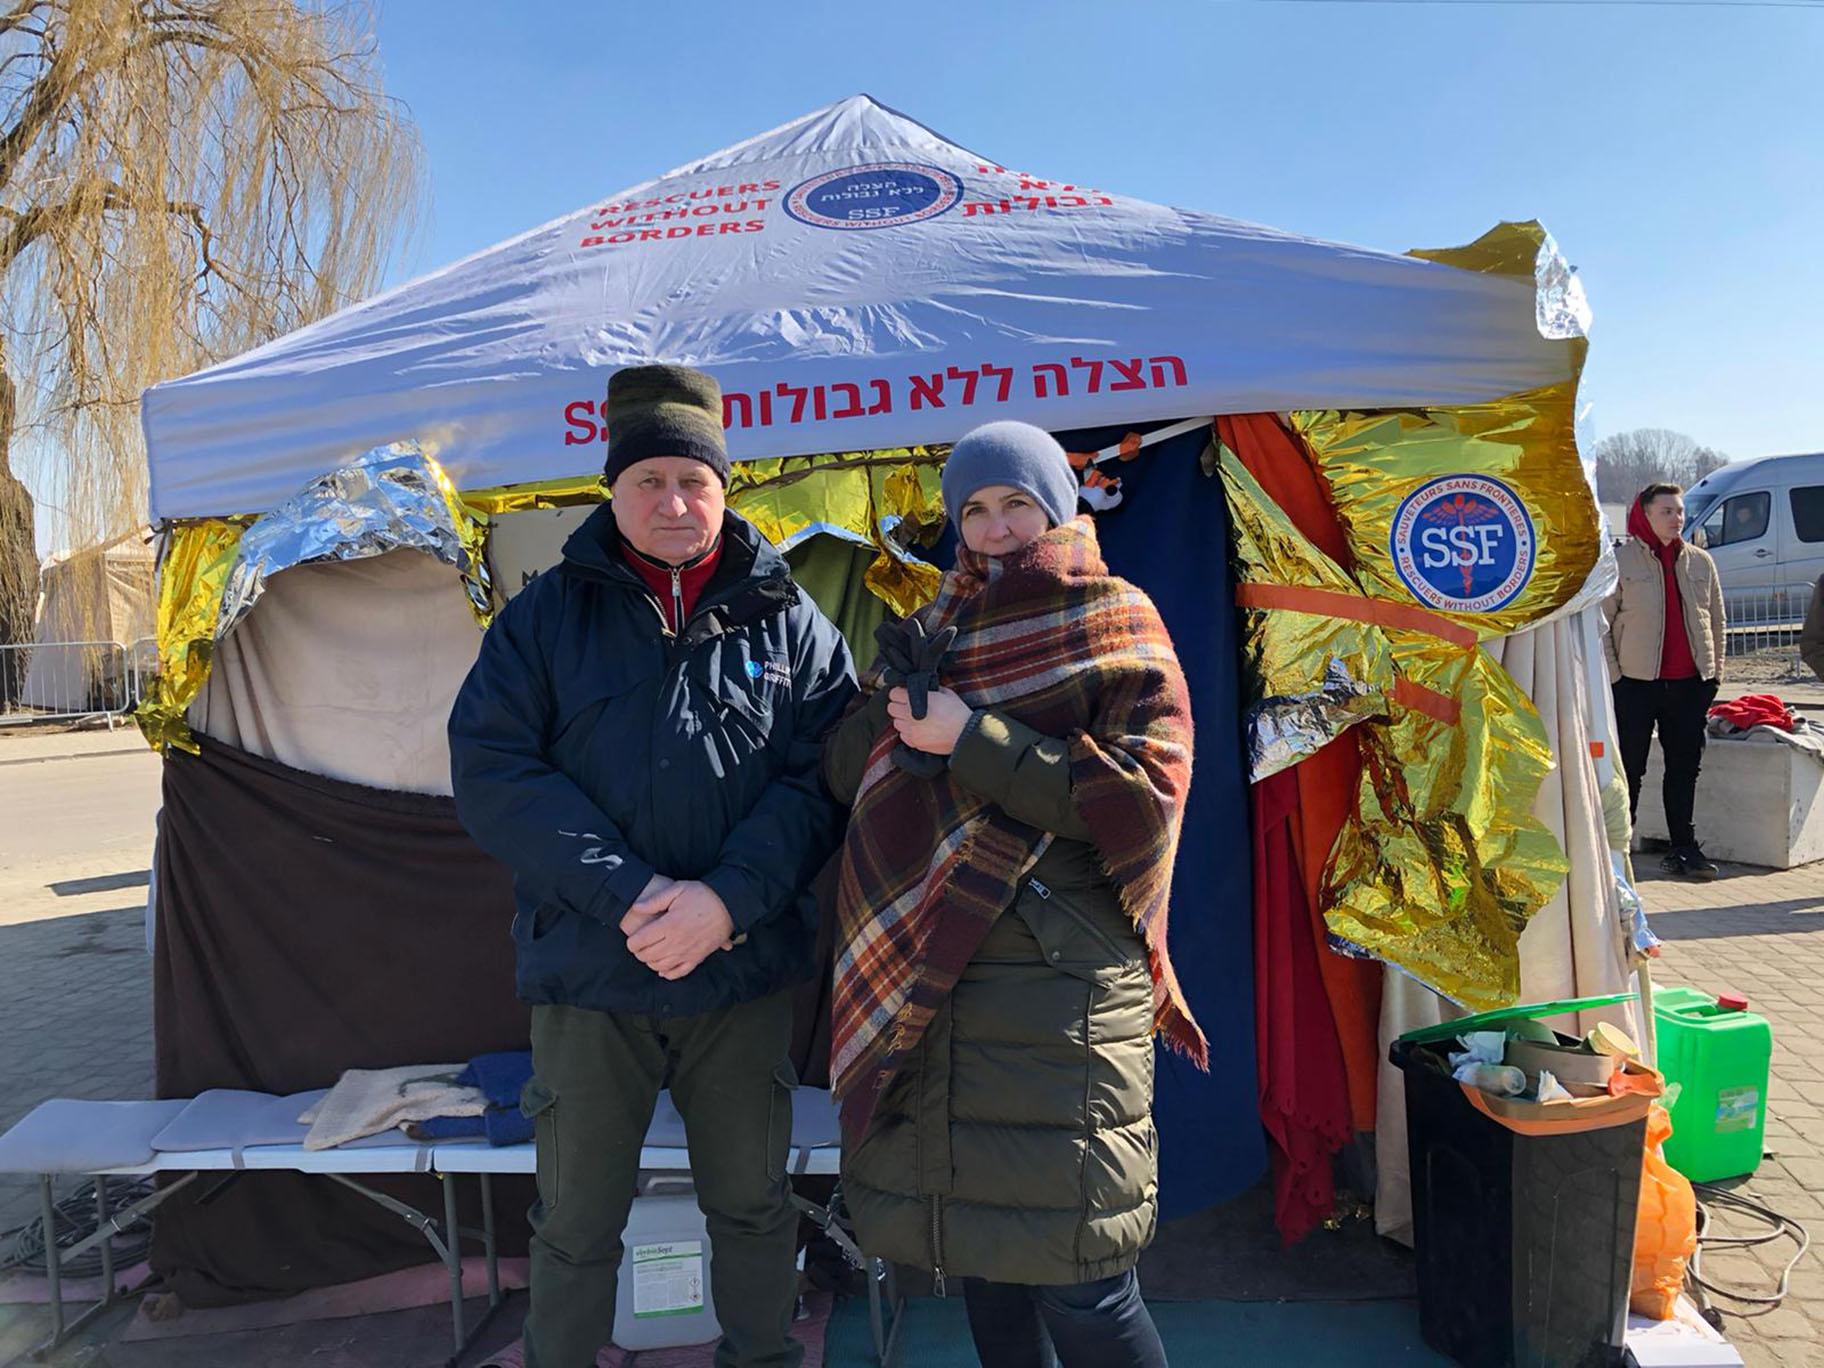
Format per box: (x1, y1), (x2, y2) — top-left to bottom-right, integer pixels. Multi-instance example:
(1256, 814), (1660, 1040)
(1390, 475), (1537, 614)
(784, 163), (964, 231)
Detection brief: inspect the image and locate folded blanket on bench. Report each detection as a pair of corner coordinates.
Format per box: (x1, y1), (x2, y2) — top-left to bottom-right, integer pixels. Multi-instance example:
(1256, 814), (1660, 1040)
(405, 1051), (534, 1147)
(302, 1064), (487, 1150)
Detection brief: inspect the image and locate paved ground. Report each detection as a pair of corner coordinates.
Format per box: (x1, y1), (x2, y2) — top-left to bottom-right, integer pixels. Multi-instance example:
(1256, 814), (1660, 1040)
(0, 735), (160, 1239)
(1639, 858), (1824, 1367)
(0, 729), (160, 932)
(0, 737), (1818, 1364)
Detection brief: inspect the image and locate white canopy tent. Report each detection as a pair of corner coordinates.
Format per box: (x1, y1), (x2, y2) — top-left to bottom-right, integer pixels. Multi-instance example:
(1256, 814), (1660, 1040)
(141, 94), (1574, 521)
(129, 94), (1645, 1280)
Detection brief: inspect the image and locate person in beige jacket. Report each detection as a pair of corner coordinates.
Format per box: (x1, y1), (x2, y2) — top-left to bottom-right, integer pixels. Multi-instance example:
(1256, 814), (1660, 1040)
(1602, 483), (1727, 880)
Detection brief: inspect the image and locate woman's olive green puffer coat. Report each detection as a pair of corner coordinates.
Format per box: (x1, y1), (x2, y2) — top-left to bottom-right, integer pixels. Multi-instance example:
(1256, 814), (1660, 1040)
(822, 692), (1158, 1289)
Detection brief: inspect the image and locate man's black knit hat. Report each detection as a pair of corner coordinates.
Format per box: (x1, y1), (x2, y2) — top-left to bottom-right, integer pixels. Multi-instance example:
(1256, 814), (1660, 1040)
(602, 364), (730, 486)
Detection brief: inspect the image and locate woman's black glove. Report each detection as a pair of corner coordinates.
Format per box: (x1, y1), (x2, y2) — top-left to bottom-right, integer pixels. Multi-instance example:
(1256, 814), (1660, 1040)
(872, 619), (958, 778)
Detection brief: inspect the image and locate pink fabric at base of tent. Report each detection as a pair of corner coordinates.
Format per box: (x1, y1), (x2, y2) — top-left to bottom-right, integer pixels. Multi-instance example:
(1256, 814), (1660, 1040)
(120, 1257), (529, 1341)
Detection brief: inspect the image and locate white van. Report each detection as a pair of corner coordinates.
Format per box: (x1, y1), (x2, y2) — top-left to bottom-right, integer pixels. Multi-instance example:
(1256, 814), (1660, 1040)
(1681, 452), (1824, 622)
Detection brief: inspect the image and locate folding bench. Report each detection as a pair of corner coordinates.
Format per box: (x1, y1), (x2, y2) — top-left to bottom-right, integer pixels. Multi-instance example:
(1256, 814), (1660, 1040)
(0, 1085), (866, 1366)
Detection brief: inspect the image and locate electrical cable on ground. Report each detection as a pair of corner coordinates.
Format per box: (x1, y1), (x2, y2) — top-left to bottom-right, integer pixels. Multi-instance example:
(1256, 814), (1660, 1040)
(0, 1178), (156, 1280)
(1686, 1181), (1810, 1326)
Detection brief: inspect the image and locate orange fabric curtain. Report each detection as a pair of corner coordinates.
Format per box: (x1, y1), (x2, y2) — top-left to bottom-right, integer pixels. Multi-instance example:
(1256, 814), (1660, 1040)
(1221, 413), (1383, 1132)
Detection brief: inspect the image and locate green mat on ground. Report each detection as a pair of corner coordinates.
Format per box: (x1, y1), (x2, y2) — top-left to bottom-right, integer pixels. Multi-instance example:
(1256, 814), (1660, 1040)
(823, 1293), (1454, 1366)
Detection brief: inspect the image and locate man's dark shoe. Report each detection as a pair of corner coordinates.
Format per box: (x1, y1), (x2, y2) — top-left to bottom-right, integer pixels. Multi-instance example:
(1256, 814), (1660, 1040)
(1661, 846), (1720, 881)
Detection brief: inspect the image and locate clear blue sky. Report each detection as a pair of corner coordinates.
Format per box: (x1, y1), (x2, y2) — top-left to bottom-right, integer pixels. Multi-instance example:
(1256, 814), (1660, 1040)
(370, 0), (1822, 465)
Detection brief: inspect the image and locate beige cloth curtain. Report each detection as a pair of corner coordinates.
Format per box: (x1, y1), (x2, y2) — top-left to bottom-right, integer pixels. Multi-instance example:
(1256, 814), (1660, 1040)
(189, 551), (483, 795)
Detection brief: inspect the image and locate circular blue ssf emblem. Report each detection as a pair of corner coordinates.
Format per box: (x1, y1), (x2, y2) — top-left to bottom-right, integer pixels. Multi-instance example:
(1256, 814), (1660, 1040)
(784, 162), (963, 231)
(1390, 475), (1537, 614)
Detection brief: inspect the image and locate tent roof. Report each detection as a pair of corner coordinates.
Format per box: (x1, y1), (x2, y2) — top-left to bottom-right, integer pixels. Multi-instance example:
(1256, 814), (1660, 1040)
(142, 94), (1577, 521)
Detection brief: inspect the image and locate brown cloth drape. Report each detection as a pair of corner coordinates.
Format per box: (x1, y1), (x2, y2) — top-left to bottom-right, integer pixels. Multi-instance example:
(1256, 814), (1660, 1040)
(152, 738), (532, 1304)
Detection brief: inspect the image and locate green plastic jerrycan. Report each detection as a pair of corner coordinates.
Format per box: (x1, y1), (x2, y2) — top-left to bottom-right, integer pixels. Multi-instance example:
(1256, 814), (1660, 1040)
(1654, 985), (1772, 1182)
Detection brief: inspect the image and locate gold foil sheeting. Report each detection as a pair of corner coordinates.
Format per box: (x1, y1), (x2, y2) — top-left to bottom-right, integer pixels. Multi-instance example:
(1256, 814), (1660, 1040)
(726, 447), (948, 618)
(466, 450), (951, 617)
(1322, 635), (1568, 1010)
(137, 444), (493, 753)
(1409, 219), (1592, 349)
(139, 445), (951, 754)
(1222, 453), (1395, 780)
(1219, 446), (1568, 1010)
(1293, 384), (1599, 641)
(135, 519), (246, 753)
(459, 475), (608, 516)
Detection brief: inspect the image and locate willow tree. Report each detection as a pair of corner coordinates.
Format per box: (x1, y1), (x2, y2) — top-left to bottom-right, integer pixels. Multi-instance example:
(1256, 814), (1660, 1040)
(0, 0), (421, 676)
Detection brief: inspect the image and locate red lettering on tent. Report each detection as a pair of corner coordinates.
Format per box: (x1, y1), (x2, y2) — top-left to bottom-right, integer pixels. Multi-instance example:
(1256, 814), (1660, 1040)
(563, 400), (599, 446)
(909, 373), (945, 410)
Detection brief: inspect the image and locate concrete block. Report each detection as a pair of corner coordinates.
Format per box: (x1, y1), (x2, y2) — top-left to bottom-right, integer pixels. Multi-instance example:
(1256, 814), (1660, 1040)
(1638, 734), (1824, 869)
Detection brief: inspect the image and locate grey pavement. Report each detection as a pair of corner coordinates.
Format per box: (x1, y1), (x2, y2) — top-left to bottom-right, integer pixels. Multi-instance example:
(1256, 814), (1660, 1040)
(1642, 859), (1824, 1368)
(0, 725), (151, 767)
(0, 736), (160, 1240)
(0, 909), (152, 1237)
(0, 744), (160, 929)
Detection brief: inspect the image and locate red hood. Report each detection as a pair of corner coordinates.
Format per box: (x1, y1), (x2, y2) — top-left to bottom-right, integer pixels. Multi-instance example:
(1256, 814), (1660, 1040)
(1629, 496), (1681, 563)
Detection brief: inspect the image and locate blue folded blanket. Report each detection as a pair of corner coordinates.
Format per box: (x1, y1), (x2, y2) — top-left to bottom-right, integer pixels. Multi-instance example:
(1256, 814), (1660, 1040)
(464, 1051), (535, 1110)
(410, 1050), (535, 1147)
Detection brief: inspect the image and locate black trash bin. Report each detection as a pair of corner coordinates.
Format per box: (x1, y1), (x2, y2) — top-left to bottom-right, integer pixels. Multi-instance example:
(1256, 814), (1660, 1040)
(1391, 1030), (1652, 1368)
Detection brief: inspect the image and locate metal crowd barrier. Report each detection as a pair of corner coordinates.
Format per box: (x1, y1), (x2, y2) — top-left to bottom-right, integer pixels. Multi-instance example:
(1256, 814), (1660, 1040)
(1723, 586), (1801, 642)
(1710, 586), (1819, 696)
(0, 637), (157, 728)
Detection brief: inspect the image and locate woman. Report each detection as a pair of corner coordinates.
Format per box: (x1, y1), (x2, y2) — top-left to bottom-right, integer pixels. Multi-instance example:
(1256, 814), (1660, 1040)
(823, 420), (1204, 1368)
(1603, 482), (1726, 880)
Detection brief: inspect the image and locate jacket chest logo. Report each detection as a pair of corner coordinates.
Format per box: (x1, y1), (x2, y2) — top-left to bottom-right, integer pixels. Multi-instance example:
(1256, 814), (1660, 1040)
(744, 659), (793, 689)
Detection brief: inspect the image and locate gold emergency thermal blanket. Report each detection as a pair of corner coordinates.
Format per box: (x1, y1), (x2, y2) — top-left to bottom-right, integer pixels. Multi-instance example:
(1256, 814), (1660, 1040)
(1220, 448), (1567, 1010)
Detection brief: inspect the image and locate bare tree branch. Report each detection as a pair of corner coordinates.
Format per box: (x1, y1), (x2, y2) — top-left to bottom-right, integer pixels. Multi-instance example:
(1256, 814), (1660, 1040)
(0, 1), (46, 38)
(1592, 429), (1729, 504)
(0, 0), (423, 642)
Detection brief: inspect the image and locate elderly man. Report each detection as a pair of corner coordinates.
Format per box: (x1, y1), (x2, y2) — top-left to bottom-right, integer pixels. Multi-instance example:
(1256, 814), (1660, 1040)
(449, 365), (856, 1368)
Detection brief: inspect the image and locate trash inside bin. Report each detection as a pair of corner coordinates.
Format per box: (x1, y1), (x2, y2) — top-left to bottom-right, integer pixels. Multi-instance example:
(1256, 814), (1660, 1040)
(1393, 994), (1661, 1368)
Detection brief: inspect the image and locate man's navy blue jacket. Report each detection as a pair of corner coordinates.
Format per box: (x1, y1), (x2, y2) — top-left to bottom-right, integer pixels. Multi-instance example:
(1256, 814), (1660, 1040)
(448, 505), (857, 1017)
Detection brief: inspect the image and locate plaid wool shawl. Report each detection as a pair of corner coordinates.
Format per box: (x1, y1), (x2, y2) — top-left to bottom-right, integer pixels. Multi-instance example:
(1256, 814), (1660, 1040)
(830, 516), (1206, 1141)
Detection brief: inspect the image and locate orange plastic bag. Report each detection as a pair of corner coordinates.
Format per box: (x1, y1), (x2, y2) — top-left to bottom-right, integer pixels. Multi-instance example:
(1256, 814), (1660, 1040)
(1631, 1102), (1697, 1319)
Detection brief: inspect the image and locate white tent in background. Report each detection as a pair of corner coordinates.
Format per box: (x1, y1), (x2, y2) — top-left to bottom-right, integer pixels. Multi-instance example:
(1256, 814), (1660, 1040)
(20, 529), (156, 714)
